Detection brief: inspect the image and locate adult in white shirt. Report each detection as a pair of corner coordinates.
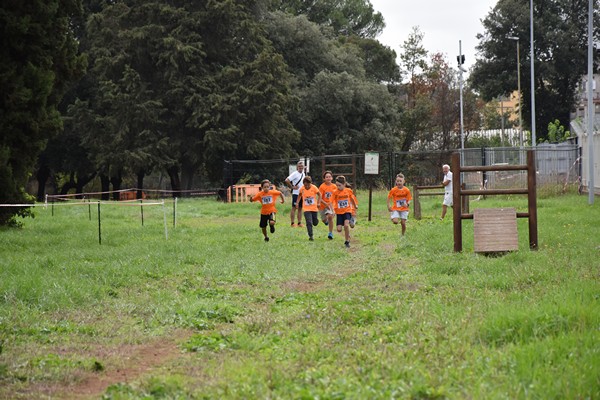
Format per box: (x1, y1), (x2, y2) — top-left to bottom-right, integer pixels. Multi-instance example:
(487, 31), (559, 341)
(285, 161), (305, 227)
(441, 164), (453, 220)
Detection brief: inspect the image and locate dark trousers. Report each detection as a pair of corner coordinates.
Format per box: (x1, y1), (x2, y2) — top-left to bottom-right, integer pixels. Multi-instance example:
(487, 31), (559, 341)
(303, 211), (319, 238)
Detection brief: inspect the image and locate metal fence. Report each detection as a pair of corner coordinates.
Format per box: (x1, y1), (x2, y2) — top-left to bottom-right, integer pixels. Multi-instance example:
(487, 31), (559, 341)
(224, 144), (580, 194)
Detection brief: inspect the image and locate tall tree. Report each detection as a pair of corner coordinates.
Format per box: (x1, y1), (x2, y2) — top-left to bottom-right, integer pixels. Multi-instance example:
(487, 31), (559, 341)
(0, 0), (85, 225)
(396, 27), (433, 152)
(276, 0), (385, 38)
(470, 0), (599, 142)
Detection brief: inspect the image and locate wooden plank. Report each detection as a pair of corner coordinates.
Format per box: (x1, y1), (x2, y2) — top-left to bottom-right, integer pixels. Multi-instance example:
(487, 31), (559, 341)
(473, 208), (518, 253)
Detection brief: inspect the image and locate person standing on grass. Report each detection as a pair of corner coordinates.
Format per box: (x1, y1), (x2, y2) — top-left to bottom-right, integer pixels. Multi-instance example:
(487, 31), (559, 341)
(251, 179), (284, 242)
(330, 175), (358, 248)
(298, 176), (321, 241)
(387, 173), (412, 236)
(318, 170), (336, 240)
(440, 164), (453, 220)
(285, 160), (305, 227)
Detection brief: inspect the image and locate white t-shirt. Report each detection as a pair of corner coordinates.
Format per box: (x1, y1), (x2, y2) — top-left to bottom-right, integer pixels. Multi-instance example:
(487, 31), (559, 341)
(287, 170), (305, 195)
(443, 171), (453, 193)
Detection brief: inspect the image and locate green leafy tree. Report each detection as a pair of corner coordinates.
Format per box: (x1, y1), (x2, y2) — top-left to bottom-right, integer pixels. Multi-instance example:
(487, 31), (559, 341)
(470, 0), (600, 142)
(545, 119), (571, 143)
(396, 26), (433, 152)
(0, 0), (85, 225)
(276, 0), (385, 38)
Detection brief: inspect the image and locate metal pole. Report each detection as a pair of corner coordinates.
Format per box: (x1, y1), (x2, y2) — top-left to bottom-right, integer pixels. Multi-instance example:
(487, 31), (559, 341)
(500, 96), (505, 145)
(173, 197), (178, 227)
(140, 199), (144, 226)
(530, 0), (536, 146)
(516, 41), (523, 147)
(459, 40), (465, 150)
(97, 201), (101, 245)
(587, 0), (595, 204)
(508, 36), (523, 147)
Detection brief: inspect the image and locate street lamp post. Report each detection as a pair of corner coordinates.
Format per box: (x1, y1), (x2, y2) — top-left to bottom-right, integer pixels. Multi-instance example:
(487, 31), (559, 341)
(507, 36), (523, 147)
(530, 0), (536, 146)
(458, 40), (466, 150)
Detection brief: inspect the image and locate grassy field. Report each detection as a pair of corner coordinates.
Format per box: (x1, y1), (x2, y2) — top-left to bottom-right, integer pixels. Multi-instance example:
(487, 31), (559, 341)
(0, 190), (599, 399)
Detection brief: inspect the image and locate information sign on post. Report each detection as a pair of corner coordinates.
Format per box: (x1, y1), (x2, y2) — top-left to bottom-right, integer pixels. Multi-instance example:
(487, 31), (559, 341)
(364, 152), (379, 221)
(364, 152), (379, 175)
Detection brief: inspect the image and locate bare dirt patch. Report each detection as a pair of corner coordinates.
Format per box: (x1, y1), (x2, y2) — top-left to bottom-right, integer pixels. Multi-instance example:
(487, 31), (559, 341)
(21, 330), (193, 400)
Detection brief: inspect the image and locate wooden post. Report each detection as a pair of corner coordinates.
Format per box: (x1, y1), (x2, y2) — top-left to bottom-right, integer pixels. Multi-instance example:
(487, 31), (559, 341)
(461, 182), (469, 214)
(452, 152), (462, 252)
(527, 150), (538, 249)
(413, 186), (421, 220)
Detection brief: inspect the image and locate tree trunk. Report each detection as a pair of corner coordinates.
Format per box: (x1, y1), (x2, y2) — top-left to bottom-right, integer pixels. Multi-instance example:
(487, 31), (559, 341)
(36, 164), (50, 202)
(100, 174), (110, 200)
(167, 165), (182, 198)
(110, 172), (122, 201)
(75, 172), (97, 198)
(136, 170), (145, 199)
(60, 172), (76, 195)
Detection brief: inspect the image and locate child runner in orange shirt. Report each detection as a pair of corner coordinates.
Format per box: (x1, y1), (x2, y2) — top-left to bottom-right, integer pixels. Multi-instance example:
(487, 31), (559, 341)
(298, 176), (321, 241)
(387, 173), (412, 236)
(330, 175), (358, 248)
(318, 170), (336, 240)
(347, 183), (358, 229)
(251, 179), (284, 242)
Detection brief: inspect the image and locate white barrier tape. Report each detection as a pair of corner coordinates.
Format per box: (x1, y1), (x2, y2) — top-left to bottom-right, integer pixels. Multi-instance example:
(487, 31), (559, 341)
(46, 187), (214, 199)
(0, 201), (165, 207)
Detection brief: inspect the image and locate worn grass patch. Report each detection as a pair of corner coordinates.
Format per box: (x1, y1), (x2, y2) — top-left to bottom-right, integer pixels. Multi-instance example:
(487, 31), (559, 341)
(0, 192), (599, 399)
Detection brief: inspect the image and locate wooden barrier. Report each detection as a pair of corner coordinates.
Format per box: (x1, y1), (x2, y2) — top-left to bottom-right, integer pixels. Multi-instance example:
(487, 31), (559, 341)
(413, 184), (469, 220)
(473, 208), (519, 253)
(227, 184), (261, 203)
(452, 150), (538, 252)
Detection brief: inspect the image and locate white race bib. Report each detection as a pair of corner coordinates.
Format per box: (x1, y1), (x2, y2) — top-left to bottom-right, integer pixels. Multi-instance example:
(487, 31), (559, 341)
(395, 199), (406, 208)
(262, 196), (273, 204)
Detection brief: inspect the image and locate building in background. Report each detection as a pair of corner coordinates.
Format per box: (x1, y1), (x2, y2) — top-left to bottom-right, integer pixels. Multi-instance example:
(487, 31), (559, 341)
(570, 74), (600, 195)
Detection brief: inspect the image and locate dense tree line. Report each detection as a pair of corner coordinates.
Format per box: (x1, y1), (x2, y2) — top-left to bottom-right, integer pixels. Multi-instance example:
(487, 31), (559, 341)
(470, 0), (599, 143)
(2, 0), (596, 225)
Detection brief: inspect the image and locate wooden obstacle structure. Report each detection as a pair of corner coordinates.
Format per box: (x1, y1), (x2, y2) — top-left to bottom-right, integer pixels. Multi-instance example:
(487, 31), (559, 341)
(227, 184), (261, 203)
(473, 208), (519, 252)
(452, 150), (538, 252)
(321, 156), (356, 186)
(413, 184), (469, 220)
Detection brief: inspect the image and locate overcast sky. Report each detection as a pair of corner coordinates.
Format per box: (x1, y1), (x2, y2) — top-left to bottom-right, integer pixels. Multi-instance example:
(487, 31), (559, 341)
(369, 0), (499, 75)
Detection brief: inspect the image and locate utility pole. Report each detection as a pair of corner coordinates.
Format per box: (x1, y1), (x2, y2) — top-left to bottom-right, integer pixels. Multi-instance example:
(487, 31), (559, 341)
(587, 0), (594, 204)
(507, 36), (523, 147)
(530, 0), (536, 146)
(458, 41), (466, 150)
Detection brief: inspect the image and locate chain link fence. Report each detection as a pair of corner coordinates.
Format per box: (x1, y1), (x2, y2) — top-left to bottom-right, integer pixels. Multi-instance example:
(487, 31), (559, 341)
(224, 144), (580, 197)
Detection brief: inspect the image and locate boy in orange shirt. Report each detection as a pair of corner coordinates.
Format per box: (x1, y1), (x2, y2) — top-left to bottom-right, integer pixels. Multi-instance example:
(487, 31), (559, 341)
(298, 176), (322, 241)
(251, 179), (284, 242)
(330, 175), (358, 248)
(387, 173), (412, 236)
(318, 170), (336, 240)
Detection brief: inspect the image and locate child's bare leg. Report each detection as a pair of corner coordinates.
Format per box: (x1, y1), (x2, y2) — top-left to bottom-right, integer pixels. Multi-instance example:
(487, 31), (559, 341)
(344, 221), (350, 241)
(400, 219), (406, 235)
(261, 227), (268, 238)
